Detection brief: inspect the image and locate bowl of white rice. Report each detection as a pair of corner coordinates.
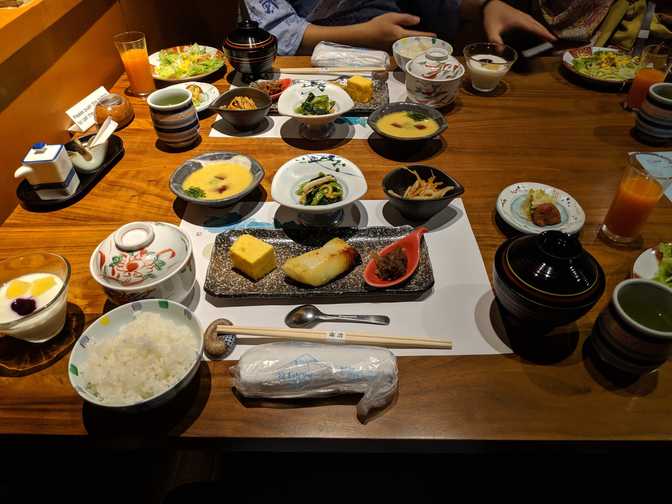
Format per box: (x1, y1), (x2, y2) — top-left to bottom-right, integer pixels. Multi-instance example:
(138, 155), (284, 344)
(68, 299), (204, 411)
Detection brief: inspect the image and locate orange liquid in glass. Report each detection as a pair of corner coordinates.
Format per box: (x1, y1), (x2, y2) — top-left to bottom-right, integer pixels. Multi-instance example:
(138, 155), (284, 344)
(627, 68), (665, 109)
(603, 176), (663, 237)
(121, 48), (155, 95)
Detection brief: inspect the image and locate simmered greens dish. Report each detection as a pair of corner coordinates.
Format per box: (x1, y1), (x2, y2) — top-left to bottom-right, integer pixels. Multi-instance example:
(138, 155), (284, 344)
(296, 172), (344, 206)
(571, 51), (639, 81)
(295, 93), (335, 115)
(154, 44), (224, 80)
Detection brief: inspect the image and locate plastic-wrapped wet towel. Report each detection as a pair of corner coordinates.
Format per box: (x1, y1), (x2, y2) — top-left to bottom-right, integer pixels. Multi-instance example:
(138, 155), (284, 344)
(311, 41), (391, 69)
(231, 342), (398, 419)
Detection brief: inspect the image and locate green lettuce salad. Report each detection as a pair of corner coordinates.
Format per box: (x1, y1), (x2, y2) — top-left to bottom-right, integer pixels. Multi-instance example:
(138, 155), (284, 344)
(154, 44), (224, 80)
(654, 243), (672, 288)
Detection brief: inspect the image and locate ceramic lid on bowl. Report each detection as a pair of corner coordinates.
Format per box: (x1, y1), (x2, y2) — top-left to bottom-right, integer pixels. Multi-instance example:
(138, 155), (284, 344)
(504, 231), (600, 297)
(223, 20), (276, 51)
(91, 222), (191, 289)
(406, 48), (464, 81)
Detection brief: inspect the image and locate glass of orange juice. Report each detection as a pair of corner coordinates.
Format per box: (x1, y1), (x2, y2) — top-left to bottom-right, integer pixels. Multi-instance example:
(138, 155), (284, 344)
(601, 153), (672, 244)
(626, 44), (670, 110)
(113, 31), (155, 97)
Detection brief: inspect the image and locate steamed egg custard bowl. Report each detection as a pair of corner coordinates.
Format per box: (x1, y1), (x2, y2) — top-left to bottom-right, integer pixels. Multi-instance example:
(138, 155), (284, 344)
(182, 158), (253, 200)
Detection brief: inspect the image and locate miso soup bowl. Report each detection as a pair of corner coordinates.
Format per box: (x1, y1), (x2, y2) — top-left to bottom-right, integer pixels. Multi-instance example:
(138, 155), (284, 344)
(592, 279), (672, 375)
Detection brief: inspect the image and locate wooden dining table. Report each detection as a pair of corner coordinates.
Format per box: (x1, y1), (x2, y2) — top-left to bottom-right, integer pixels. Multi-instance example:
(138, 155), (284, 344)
(1, 56), (671, 451)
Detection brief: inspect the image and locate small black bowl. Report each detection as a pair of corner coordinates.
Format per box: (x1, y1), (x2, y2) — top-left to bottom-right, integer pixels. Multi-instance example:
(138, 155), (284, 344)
(382, 165), (464, 221)
(368, 102), (447, 142)
(209, 87), (271, 131)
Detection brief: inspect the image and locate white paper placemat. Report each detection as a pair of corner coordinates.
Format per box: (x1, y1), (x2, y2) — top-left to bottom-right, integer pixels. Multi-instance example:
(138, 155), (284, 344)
(179, 200), (510, 359)
(210, 72), (407, 140)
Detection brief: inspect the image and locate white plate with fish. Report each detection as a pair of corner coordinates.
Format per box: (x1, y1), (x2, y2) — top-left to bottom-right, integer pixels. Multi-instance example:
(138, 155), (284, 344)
(165, 82), (219, 112)
(496, 182), (585, 235)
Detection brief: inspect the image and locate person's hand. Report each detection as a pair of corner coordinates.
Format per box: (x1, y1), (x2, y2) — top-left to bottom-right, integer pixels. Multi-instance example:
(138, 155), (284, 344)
(358, 13), (436, 50)
(483, 0), (556, 44)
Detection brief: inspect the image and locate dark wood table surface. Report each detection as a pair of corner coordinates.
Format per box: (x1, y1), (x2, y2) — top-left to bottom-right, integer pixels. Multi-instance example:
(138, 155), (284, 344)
(1, 56), (670, 450)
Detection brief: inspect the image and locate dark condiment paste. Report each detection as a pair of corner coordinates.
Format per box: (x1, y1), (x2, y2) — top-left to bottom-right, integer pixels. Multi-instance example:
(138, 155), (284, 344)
(374, 247), (407, 280)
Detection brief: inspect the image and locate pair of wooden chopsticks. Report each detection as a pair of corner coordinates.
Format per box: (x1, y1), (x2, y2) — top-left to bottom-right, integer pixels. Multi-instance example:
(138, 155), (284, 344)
(217, 325), (452, 349)
(279, 66), (387, 75)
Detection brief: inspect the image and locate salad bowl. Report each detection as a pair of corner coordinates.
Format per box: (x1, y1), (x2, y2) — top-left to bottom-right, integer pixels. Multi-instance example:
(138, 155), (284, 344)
(149, 44), (225, 83)
(278, 82), (354, 139)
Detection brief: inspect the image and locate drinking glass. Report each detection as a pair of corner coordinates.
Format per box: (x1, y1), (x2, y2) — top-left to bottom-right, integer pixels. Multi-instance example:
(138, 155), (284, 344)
(463, 42), (518, 93)
(113, 31), (155, 97)
(626, 44), (671, 110)
(601, 153), (672, 244)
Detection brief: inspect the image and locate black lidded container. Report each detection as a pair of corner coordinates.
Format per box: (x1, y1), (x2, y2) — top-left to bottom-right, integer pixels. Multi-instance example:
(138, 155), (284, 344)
(223, 19), (277, 78)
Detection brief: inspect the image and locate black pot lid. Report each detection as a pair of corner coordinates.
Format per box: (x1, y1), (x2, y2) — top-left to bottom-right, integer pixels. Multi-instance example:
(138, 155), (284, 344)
(504, 231), (600, 297)
(224, 20), (276, 50)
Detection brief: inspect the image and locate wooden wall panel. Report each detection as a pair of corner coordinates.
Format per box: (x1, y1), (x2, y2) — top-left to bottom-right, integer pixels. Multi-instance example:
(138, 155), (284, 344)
(0, 0), (124, 224)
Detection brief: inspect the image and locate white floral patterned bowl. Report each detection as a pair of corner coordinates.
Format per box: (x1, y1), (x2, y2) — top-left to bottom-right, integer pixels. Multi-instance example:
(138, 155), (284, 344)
(68, 299), (203, 411)
(271, 153), (367, 215)
(90, 221), (196, 306)
(278, 82), (354, 138)
(405, 48), (464, 108)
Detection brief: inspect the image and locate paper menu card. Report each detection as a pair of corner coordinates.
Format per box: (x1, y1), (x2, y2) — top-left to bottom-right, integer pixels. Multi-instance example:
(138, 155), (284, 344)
(66, 86), (108, 133)
(179, 200), (511, 360)
(634, 151), (672, 202)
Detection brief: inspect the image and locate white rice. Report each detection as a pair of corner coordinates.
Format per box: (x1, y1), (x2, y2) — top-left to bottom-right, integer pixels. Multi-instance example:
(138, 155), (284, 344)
(81, 312), (198, 405)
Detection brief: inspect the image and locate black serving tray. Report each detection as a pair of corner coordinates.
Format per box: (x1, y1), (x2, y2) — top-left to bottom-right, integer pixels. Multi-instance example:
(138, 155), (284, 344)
(17, 134), (124, 212)
(204, 226), (434, 302)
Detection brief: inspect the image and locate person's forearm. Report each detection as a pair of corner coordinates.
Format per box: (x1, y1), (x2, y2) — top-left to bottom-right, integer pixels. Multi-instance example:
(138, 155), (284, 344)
(298, 24), (367, 54)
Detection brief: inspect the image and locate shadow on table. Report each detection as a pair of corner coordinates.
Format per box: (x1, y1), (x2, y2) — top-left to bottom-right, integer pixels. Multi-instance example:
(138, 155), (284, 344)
(211, 116), (275, 137)
(172, 185), (267, 227)
(368, 134), (445, 162)
(155, 136), (203, 154)
(380, 201), (462, 233)
(0, 302), (85, 377)
(489, 299), (580, 365)
(461, 78), (509, 98)
(233, 387), (397, 424)
(280, 118), (354, 150)
(82, 362), (211, 438)
(582, 329), (659, 396)
(273, 200), (368, 229)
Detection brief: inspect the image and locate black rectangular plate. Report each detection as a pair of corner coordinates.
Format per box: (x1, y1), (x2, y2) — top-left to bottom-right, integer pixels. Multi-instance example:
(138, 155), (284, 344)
(204, 226), (434, 302)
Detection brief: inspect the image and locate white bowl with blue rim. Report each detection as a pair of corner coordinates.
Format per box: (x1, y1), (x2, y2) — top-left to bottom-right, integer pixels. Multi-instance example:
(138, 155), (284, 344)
(271, 153), (367, 216)
(169, 151), (265, 207)
(496, 182), (585, 235)
(68, 299), (204, 412)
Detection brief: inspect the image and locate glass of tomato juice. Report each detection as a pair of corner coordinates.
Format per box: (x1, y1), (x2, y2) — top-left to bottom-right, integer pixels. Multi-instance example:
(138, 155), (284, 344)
(113, 31), (155, 97)
(601, 153), (672, 244)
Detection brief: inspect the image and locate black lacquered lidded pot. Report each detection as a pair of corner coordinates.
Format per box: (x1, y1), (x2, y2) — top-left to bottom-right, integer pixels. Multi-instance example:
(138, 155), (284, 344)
(493, 231), (606, 327)
(223, 19), (277, 77)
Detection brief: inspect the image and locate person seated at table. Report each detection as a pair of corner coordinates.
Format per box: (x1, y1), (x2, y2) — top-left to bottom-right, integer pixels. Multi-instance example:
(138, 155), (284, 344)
(244, 0), (556, 55)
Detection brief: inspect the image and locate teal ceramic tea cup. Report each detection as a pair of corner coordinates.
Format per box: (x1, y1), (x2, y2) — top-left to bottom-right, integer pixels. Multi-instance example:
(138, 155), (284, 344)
(147, 87), (200, 149)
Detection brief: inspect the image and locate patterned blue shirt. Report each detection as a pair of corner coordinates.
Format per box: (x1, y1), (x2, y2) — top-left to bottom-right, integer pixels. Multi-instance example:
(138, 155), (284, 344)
(245, 1), (461, 55)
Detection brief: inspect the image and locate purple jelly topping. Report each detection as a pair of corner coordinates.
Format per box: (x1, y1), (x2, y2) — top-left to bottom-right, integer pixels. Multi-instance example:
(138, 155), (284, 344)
(11, 297), (37, 316)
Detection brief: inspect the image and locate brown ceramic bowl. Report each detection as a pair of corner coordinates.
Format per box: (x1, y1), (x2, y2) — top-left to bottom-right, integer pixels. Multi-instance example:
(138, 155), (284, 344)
(591, 279), (672, 375)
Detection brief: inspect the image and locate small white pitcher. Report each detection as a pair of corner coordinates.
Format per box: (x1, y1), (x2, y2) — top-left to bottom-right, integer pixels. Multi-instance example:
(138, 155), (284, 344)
(14, 142), (80, 200)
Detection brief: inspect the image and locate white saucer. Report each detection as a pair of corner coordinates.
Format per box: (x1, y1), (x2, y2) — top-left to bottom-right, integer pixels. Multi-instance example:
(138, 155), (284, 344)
(496, 182), (585, 235)
(165, 81), (219, 112)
